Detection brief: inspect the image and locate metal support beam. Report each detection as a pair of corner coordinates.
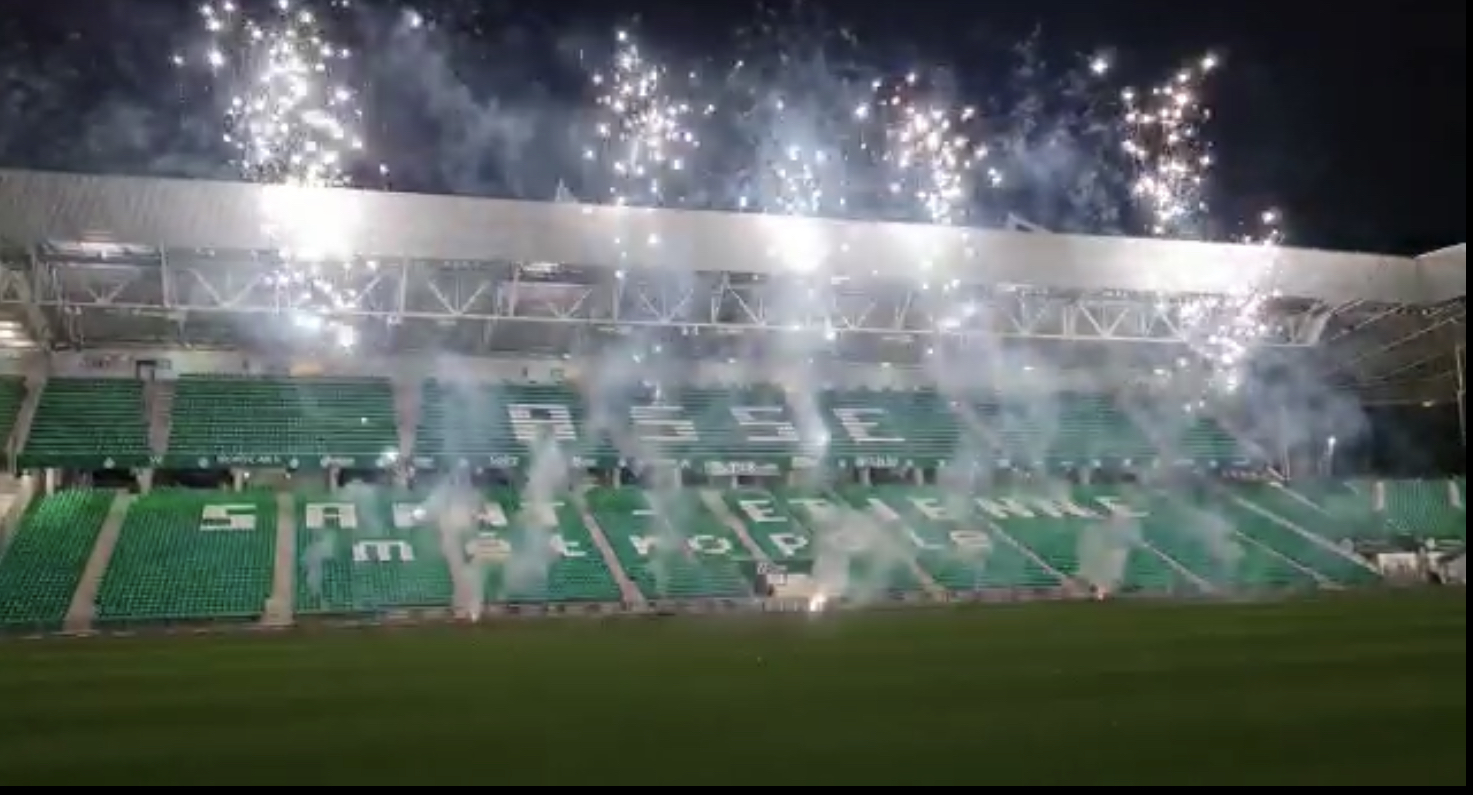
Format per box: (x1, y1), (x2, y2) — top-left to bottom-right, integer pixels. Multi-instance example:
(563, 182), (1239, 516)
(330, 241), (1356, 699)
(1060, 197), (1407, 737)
(0, 257), (1398, 365)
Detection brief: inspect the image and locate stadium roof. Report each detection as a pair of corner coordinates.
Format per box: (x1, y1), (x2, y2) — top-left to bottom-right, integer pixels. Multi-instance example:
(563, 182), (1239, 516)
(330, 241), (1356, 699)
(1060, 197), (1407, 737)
(0, 169), (1463, 305)
(0, 170), (1462, 403)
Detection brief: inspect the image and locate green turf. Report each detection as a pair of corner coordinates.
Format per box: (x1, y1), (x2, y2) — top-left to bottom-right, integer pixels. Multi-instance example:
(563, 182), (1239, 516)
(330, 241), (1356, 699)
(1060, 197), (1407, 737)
(0, 590), (1463, 785)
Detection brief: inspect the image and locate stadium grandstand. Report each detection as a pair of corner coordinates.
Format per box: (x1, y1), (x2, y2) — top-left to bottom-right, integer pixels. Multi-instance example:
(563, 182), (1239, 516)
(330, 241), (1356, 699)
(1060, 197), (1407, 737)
(0, 168), (1464, 633)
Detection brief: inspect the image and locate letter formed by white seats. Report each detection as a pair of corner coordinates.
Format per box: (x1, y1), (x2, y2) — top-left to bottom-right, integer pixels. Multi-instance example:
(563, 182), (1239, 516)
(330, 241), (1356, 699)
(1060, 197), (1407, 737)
(730, 406), (799, 444)
(631, 405), (699, 443)
(832, 407), (905, 443)
(200, 503), (258, 532)
(353, 539), (414, 563)
(507, 404), (578, 444)
(737, 498), (786, 524)
(305, 502), (359, 531)
(687, 535), (734, 555)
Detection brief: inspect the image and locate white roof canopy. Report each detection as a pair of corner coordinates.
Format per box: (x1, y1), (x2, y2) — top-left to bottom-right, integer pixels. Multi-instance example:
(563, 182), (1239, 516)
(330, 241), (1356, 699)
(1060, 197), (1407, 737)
(0, 169), (1462, 304)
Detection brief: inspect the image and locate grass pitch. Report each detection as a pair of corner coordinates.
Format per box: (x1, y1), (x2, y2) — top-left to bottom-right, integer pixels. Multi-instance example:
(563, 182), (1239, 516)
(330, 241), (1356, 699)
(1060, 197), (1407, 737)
(0, 590), (1463, 785)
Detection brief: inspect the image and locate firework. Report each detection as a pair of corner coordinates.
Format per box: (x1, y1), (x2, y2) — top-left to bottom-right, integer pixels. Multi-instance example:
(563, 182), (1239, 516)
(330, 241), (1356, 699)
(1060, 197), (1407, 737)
(176, 0), (377, 346)
(867, 72), (1000, 226)
(587, 30), (705, 208)
(1119, 52), (1220, 238)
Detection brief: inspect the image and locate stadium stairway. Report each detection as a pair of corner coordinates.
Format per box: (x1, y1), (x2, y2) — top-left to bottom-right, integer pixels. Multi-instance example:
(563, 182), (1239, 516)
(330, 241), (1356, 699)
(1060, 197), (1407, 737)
(818, 490), (948, 598)
(475, 488), (626, 604)
(1226, 485), (1381, 585)
(839, 486), (1067, 592)
(571, 485), (644, 604)
(701, 486), (949, 598)
(63, 491), (132, 632)
(0, 375), (28, 461)
(392, 376), (419, 462)
(262, 491), (298, 626)
(4, 373), (43, 466)
(0, 489), (113, 630)
(94, 490), (277, 624)
(584, 487), (755, 601)
(0, 474), (37, 553)
(697, 488), (774, 562)
(145, 379), (175, 459)
(723, 487), (941, 598)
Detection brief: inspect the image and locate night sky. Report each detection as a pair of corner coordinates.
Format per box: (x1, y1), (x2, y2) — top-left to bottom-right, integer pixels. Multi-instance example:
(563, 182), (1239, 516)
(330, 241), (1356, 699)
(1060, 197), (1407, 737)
(1, 0), (1465, 255)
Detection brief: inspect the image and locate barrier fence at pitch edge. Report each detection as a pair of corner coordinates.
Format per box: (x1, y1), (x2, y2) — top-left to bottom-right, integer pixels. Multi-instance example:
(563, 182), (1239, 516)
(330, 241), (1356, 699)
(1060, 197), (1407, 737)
(1, 584), (1310, 642)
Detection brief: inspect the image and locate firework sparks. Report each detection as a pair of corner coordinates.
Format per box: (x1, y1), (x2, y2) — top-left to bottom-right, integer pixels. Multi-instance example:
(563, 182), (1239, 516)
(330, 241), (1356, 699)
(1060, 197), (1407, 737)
(1120, 52), (1219, 238)
(176, 0), (379, 347)
(188, 0), (364, 187)
(1238, 208), (1286, 246)
(868, 72), (1000, 226)
(588, 30), (705, 208)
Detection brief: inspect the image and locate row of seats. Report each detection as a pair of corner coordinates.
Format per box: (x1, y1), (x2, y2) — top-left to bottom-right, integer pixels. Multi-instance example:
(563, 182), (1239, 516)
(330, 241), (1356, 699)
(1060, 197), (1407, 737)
(96, 490), (277, 623)
(166, 375), (397, 467)
(0, 490), (114, 628)
(17, 378), (150, 468)
(6, 480), (1447, 624)
(9, 376), (1251, 467)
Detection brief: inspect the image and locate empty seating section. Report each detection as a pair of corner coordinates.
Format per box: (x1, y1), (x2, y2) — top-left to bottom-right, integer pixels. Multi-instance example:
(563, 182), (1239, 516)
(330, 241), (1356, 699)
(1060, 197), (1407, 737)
(972, 486), (1186, 592)
(405, 380), (1254, 469)
(1175, 416), (1246, 462)
(504, 384), (604, 460)
(597, 385), (797, 464)
(1207, 489), (1379, 586)
(974, 393), (1155, 463)
(730, 488), (924, 596)
(21, 379), (149, 467)
(1295, 481), (1389, 540)
(0, 376), (25, 450)
(169, 376), (397, 464)
(1383, 480), (1464, 541)
(1225, 485), (1384, 583)
(96, 491), (276, 622)
(12, 372), (1447, 625)
(478, 489), (620, 602)
(1127, 490), (1314, 589)
(586, 487), (751, 599)
(822, 390), (960, 463)
(415, 380), (521, 463)
(295, 490), (453, 612)
(678, 387), (796, 462)
(0, 490), (113, 627)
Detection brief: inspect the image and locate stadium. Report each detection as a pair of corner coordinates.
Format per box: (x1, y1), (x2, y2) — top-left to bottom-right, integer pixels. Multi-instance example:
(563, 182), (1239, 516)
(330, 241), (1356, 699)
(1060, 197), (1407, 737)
(0, 168), (1465, 784)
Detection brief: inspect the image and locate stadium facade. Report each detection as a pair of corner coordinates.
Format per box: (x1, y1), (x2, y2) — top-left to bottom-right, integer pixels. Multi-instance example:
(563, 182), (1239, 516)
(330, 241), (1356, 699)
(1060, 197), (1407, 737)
(0, 169), (1464, 633)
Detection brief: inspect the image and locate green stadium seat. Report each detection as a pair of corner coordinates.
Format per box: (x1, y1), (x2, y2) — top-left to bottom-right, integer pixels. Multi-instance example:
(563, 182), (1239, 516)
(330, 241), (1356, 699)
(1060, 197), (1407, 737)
(95, 490), (277, 623)
(20, 379), (150, 468)
(0, 490), (113, 628)
(295, 486), (623, 612)
(821, 389), (962, 466)
(585, 487), (752, 600)
(414, 381), (551, 466)
(1125, 488), (1316, 590)
(1225, 484), (1382, 585)
(168, 375), (397, 468)
(295, 490), (454, 613)
(850, 485), (1161, 591)
(1383, 480), (1464, 542)
(477, 488), (621, 603)
(768, 487), (928, 595)
(408, 380), (1252, 472)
